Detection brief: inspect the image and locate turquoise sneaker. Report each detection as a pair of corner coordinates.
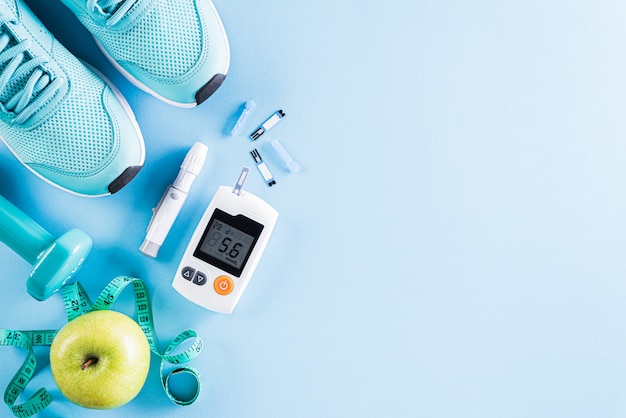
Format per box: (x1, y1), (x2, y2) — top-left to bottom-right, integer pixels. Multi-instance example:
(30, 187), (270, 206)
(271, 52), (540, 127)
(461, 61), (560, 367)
(0, 0), (145, 196)
(59, 0), (230, 107)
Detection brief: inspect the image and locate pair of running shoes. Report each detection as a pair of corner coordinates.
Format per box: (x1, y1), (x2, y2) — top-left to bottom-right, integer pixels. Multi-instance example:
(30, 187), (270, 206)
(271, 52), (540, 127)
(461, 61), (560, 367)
(0, 0), (229, 196)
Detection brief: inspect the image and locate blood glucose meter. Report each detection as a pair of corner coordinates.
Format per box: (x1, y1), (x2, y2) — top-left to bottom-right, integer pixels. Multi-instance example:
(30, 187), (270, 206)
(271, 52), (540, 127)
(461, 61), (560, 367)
(172, 182), (278, 313)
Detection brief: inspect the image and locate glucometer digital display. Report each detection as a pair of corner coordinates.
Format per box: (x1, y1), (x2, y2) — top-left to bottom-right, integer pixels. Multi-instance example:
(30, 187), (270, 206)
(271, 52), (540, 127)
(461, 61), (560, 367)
(193, 209), (263, 277)
(172, 181), (278, 314)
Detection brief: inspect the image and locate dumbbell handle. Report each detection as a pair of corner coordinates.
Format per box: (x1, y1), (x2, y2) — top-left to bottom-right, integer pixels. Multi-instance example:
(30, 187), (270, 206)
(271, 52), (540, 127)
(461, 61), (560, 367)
(0, 195), (53, 264)
(0, 194), (92, 300)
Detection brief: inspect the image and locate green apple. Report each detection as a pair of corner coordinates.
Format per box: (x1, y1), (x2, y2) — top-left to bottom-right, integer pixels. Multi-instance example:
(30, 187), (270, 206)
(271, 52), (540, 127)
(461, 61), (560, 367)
(49, 310), (151, 409)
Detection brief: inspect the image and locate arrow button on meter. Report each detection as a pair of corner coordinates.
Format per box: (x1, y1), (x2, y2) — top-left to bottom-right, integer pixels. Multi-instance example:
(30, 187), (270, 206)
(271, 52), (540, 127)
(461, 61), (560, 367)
(181, 267), (196, 281)
(192, 271), (207, 286)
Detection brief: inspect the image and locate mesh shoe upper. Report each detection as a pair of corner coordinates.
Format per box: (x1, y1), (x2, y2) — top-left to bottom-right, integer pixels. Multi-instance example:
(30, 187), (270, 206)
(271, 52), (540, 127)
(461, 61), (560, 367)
(0, 0), (145, 196)
(2, 45), (114, 173)
(89, 0), (203, 80)
(61, 0), (230, 107)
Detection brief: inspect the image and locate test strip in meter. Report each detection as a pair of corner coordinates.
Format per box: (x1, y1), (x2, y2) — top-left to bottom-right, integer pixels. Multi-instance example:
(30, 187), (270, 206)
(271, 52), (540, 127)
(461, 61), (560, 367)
(250, 149), (276, 187)
(250, 110), (285, 140)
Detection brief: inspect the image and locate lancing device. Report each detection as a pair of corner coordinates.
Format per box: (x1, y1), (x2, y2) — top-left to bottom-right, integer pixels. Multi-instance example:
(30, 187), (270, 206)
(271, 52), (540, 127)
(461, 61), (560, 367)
(140, 142), (208, 258)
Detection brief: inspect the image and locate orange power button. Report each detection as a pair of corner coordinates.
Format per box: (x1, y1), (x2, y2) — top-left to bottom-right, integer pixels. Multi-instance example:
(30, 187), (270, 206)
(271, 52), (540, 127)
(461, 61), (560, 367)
(213, 276), (234, 296)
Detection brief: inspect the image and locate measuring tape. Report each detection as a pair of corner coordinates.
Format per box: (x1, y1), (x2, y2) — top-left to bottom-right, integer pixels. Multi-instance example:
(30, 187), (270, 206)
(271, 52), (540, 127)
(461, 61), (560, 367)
(0, 330), (56, 417)
(1, 276), (203, 417)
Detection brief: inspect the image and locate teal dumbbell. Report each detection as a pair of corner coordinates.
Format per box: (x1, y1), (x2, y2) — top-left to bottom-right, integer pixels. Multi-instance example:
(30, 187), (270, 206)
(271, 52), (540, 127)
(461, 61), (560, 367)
(0, 194), (92, 300)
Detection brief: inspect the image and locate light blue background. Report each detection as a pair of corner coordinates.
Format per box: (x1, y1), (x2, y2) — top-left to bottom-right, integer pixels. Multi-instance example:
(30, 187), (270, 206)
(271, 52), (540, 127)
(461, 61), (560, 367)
(1, 0), (626, 416)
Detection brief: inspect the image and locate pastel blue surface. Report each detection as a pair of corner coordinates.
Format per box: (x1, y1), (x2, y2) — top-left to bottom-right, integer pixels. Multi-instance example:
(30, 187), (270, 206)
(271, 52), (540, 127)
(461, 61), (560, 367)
(2, 0), (626, 417)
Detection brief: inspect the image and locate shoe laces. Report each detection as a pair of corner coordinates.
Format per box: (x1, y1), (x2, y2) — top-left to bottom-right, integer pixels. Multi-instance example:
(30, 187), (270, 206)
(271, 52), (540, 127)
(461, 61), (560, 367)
(88, 0), (139, 26)
(0, 17), (64, 124)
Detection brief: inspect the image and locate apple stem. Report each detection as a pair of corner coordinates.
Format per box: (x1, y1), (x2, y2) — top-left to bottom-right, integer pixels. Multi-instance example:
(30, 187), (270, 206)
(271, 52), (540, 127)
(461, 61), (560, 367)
(81, 357), (99, 370)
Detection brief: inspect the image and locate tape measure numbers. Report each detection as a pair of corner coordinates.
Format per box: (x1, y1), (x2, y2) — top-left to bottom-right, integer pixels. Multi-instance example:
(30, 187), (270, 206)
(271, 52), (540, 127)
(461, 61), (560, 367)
(1, 276), (204, 417)
(0, 330), (56, 418)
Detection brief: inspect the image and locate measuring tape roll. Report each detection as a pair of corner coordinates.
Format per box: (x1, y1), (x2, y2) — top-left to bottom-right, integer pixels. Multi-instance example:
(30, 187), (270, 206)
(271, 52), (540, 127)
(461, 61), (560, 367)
(1, 276), (204, 416)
